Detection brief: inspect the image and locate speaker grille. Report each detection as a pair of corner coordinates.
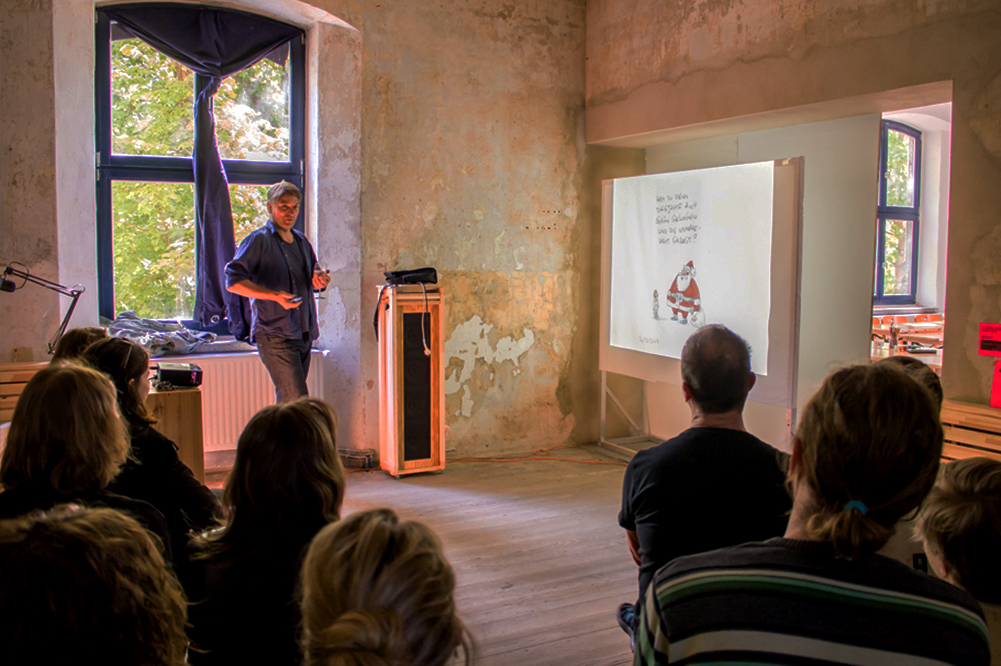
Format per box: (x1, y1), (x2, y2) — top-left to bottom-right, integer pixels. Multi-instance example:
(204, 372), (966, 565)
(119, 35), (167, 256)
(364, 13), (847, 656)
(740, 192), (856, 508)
(402, 312), (432, 461)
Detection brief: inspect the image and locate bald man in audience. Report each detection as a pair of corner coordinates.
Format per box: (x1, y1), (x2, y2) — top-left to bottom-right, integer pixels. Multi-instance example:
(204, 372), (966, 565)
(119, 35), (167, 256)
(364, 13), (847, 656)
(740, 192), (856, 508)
(616, 325), (792, 649)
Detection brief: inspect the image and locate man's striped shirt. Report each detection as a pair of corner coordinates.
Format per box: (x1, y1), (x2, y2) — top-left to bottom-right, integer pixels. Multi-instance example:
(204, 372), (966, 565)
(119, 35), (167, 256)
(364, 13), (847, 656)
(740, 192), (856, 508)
(634, 538), (989, 665)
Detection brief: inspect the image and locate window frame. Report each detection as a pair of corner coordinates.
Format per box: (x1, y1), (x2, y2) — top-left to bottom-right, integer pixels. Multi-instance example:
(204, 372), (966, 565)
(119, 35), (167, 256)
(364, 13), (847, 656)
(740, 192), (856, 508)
(94, 11), (306, 326)
(874, 119), (922, 306)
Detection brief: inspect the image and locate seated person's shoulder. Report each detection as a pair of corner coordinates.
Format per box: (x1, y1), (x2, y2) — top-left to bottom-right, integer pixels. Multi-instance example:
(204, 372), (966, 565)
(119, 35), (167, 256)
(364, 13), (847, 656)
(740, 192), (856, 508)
(119, 425), (178, 467)
(0, 485), (54, 520)
(96, 491), (168, 530)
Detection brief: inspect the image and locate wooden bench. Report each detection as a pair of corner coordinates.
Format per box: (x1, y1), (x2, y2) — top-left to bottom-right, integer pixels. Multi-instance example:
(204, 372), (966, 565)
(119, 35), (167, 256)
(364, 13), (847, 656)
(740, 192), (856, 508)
(0, 361), (47, 423)
(941, 400), (1001, 462)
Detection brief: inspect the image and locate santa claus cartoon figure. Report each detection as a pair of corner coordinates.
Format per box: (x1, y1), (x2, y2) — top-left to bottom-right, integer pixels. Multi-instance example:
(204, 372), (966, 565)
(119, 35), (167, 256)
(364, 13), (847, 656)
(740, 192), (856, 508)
(667, 260), (701, 324)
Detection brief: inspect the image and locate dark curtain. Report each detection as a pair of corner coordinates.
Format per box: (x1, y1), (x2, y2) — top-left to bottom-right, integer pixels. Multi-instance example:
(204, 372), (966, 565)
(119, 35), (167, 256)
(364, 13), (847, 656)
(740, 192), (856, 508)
(105, 4), (300, 332)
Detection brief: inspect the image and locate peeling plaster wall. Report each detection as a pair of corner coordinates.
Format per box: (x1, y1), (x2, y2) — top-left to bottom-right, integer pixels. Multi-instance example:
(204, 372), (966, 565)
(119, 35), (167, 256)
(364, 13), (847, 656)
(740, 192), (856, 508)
(2, 0), (98, 362)
(54, 0), (100, 336)
(307, 19), (364, 450)
(1, 0), (62, 361)
(4, 0), (594, 457)
(587, 1), (1001, 406)
(318, 0), (588, 455)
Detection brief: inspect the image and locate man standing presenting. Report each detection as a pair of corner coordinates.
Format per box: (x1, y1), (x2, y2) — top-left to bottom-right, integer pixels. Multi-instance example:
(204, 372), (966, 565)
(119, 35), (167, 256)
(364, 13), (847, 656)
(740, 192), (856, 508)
(225, 182), (330, 403)
(616, 325), (791, 647)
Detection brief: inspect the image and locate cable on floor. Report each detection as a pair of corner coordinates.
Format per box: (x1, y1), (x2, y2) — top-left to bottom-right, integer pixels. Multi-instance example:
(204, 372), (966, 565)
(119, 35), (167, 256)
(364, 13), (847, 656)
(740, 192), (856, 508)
(448, 446), (627, 467)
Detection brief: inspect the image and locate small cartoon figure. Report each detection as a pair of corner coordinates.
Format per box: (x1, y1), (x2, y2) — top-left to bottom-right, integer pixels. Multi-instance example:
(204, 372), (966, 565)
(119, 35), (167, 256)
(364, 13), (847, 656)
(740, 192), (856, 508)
(667, 260), (701, 325)
(653, 289), (660, 320)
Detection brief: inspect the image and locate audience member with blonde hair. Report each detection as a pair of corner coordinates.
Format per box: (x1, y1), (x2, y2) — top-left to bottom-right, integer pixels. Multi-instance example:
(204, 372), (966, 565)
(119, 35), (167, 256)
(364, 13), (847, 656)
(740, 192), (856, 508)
(634, 363), (989, 665)
(181, 397), (345, 665)
(83, 337), (221, 560)
(301, 508), (472, 666)
(49, 325), (107, 362)
(0, 505), (187, 666)
(917, 457), (1001, 664)
(0, 362), (170, 554)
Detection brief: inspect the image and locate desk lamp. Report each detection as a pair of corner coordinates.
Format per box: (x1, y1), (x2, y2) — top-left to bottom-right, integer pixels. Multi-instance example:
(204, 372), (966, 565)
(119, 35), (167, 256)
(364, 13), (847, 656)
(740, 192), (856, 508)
(1, 262), (85, 354)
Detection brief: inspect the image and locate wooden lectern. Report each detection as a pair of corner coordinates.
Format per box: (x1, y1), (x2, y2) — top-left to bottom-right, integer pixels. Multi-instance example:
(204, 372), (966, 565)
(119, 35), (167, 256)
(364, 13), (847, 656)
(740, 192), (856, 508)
(377, 284), (445, 476)
(146, 388), (206, 483)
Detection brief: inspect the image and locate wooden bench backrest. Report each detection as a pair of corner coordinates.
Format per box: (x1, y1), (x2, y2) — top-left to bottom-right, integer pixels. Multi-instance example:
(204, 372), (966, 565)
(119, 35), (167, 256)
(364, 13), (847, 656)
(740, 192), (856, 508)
(940, 399), (1001, 463)
(0, 362), (47, 423)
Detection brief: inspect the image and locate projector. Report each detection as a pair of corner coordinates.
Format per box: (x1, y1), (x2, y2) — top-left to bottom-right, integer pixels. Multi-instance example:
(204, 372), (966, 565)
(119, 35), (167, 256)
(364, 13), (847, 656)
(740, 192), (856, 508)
(153, 362), (203, 388)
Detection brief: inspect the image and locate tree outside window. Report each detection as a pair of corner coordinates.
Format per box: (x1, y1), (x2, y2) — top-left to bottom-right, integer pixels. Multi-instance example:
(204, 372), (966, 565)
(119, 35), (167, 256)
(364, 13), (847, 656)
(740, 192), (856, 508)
(96, 14), (303, 323)
(874, 121), (921, 305)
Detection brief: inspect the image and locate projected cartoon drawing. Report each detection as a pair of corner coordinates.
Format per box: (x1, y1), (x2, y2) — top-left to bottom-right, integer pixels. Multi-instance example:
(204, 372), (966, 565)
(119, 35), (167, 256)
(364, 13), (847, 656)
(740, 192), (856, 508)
(608, 161), (773, 369)
(667, 261), (701, 325)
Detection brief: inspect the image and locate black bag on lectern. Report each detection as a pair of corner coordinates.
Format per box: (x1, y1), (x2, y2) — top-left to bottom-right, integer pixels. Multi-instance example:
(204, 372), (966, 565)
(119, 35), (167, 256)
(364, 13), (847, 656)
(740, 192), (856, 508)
(383, 267), (437, 285)
(373, 268), (438, 339)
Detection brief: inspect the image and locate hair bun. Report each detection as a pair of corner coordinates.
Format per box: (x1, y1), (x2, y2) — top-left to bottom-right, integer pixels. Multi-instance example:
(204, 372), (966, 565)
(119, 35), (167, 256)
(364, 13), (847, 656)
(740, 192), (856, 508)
(311, 608), (408, 665)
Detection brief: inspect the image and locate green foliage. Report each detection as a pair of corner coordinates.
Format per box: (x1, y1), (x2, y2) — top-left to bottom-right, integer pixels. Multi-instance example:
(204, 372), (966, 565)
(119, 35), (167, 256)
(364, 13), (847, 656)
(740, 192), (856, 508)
(113, 182), (196, 318)
(882, 218), (913, 295)
(112, 41), (193, 157)
(110, 38), (289, 319)
(231, 184), (271, 246)
(885, 129), (914, 207)
(216, 62), (289, 162)
(879, 128), (917, 297)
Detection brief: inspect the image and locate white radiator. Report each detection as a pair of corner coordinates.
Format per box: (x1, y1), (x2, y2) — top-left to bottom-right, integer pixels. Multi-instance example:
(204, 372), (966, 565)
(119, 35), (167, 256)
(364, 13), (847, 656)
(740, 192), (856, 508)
(154, 350), (325, 454)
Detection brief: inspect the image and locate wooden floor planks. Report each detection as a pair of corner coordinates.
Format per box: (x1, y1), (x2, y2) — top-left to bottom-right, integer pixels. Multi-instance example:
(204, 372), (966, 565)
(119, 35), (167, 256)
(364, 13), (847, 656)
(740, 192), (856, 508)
(340, 445), (636, 666)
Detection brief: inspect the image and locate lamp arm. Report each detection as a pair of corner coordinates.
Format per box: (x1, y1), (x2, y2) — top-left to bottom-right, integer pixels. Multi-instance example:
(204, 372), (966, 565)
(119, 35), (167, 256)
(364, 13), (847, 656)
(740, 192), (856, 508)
(2, 265), (86, 354)
(3, 266), (82, 298)
(48, 289), (84, 354)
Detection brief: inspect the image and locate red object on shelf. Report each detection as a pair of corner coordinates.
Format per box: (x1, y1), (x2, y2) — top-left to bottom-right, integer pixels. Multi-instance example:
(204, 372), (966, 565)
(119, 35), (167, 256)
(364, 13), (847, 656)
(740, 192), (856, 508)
(991, 360), (1001, 409)
(979, 323), (1001, 358)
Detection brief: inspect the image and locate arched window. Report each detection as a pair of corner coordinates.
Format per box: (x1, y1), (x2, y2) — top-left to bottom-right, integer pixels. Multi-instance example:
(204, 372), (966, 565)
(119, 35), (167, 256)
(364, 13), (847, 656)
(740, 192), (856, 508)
(95, 6), (305, 330)
(874, 120), (922, 305)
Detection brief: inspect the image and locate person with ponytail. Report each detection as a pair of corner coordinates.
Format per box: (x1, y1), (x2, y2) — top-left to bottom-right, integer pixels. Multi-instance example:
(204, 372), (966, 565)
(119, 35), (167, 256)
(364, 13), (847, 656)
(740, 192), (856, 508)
(301, 508), (472, 666)
(633, 363), (990, 666)
(82, 337), (221, 561)
(180, 398), (345, 665)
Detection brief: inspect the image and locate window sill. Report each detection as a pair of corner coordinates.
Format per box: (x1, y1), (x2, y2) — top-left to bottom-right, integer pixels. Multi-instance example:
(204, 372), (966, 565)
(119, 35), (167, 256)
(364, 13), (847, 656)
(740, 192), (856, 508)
(873, 304), (939, 317)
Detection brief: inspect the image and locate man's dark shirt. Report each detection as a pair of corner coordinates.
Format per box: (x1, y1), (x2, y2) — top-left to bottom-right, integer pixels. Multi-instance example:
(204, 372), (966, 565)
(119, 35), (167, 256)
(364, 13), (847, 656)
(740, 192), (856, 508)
(224, 220), (319, 343)
(619, 427), (791, 600)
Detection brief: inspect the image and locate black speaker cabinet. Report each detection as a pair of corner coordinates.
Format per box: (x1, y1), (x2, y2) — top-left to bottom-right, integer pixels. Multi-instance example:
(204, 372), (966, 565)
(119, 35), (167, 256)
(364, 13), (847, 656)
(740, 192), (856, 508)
(377, 285), (445, 476)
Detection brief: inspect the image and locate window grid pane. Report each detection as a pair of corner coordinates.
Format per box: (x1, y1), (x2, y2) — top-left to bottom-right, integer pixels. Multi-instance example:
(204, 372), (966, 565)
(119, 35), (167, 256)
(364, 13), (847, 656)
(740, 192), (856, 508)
(111, 37), (194, 158)
(215, 58), (290, 162)
(231, 184), (271, 246)
(885, 129), (916, 208)
(112, 181), (195, 320)
(97, 11), (305, 322)
(881, 218), (914, 296)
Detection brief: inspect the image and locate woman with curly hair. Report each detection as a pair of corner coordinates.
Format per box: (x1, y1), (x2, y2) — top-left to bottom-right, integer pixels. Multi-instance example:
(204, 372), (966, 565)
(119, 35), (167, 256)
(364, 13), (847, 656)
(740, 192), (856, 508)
(0, 505), (187, 666)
